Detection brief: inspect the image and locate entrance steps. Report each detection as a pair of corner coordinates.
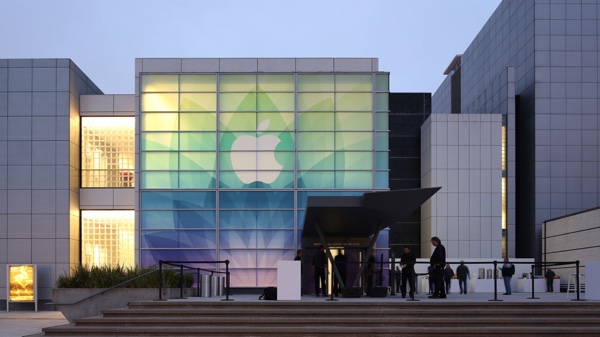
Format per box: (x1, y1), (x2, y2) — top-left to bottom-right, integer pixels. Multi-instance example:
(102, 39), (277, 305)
(41, 299), (600, 336)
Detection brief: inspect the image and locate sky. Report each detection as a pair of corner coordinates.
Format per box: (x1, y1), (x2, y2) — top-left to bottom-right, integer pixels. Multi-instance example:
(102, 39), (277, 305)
(1, 0), (501, 94)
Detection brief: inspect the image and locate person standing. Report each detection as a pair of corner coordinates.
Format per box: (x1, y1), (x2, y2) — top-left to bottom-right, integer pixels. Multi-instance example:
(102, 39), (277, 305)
(399, 246), (416, 298)
(429, 236), (446, 299)
(456, 260), (470, 294)
(312, 245), (327, 297)
(294, 249), (304, 294)
(443, 264), (454, 294)
(332, 250), (347, 297)
(545, 268), (556, 292)
(501, 257), (515, 295)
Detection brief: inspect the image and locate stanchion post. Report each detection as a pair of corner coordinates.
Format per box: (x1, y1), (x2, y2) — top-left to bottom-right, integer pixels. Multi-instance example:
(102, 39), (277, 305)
(489, 260), (502, 302)
(222, 260), (233, 301)
(179, 264), (184, 299)
(528, 264), (539, 299)
(196, 268), (200, 297)
(327, 264), (338, 301)
(390, 252), (396, 296)
(158, 260), (163, 301)
(571, 260), (586, 301)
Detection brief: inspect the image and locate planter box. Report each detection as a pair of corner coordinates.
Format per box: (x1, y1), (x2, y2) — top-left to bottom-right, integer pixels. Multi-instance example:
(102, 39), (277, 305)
(52, 288), (195, 323)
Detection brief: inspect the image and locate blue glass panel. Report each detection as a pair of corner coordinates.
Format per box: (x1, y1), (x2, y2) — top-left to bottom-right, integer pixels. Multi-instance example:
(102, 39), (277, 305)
(141, 211), (177, 229)
(375, 171), (389, 189)
(142, 191), (216, 209)
(256, 230), (294, 249)
(141, 230), (216, 249)
(297, 210), (306, 229)
(178, 211), (216, 229)
(256, 211), (294, 229)
(220, 249), (257, 268)
(219, 191), (294, 209)
(256, 249), (295, 268)
(296, 230), (303, 248)
(219, 210), (257, 229)
(140, 249), (217, 268)
(219, 230), (257, 249)
(257, 269), (277, 287)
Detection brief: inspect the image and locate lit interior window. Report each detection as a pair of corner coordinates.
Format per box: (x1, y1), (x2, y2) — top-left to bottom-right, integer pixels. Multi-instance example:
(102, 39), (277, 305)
(82, 210), (135, 268)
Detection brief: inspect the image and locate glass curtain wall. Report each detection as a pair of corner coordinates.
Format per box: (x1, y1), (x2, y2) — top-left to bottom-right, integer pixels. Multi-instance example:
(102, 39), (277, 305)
(139, 73), (389, 287)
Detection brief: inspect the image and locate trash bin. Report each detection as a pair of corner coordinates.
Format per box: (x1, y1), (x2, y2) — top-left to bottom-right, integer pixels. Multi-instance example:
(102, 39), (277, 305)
(211, 275), (219, 297)
(201, 274), (211, 297)
(219, 276), (225, 296)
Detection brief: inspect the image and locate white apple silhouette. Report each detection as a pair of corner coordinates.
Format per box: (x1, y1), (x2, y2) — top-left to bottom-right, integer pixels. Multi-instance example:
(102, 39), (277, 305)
(230, 119), (283, 184)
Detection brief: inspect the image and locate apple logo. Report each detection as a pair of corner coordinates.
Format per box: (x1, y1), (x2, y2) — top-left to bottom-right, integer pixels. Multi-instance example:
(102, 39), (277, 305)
(230, 119), (283, 184)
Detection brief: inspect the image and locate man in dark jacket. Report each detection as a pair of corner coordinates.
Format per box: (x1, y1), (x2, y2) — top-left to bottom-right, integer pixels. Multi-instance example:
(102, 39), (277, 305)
(456, 260), (470, 294)
(332, 250), (346, 297)
(312, 245), (327, 297)
(399, 246), (416, 298)
(429, 236), (446, 299)
(501, 257), (515, 295)
(545, 268), (556, 292)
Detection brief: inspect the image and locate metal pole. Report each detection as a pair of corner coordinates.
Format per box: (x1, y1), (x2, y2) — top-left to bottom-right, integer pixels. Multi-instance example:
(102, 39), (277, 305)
(222, 260), (233, 301)
(196, 268), (200, 297)
(528, 264), (539, 299)
(180, 265), (184, 299)
(158, 260), (163, 301)
(572, 260), (585, 301)
(489, 260), (502, 302)
(390, 252), (396, 296)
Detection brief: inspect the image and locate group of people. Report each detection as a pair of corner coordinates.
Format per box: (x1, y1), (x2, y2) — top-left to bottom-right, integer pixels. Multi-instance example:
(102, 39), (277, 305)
(298, 238), (558, 298)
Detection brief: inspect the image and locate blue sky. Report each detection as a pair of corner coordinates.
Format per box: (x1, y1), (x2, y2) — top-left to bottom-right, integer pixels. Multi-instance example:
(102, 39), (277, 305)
(1, 0), (501, 94)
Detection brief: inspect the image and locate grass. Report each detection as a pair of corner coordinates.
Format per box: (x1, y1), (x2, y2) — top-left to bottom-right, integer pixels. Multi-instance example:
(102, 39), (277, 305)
(55, 265), (194, 288)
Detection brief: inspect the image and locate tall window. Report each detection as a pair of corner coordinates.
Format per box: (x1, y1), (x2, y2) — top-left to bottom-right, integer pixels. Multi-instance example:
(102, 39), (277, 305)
(82, 117), (135, 187)
(82, 211), (135, 268)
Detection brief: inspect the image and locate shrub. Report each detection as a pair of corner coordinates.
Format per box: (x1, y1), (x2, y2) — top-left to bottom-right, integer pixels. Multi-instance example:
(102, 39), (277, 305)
(54, 265), (194, 288)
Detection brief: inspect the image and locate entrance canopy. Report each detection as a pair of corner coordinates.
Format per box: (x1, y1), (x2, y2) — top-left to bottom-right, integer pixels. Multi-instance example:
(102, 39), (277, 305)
(301, 187), (441, 247)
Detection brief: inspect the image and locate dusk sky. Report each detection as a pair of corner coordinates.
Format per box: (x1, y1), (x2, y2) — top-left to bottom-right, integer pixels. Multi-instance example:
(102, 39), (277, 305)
(1, 0), (501, 94)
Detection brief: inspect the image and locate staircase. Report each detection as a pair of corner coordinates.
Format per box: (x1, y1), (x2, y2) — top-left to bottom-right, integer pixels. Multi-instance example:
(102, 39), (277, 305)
(41, 299), (600, 336)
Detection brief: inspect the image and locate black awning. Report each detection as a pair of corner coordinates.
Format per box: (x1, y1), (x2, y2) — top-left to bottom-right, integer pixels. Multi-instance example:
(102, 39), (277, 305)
(301, 187), (441, 243)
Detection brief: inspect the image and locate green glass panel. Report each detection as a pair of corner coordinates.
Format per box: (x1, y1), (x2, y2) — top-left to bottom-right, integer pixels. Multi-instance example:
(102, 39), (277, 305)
(335, 171), (372, 188)
(220, 74), (256, 92)
(219, 131), (294, 151)
(335, 152), (372, 170)
(180, 113), (216, 131)
(336, 74), (372, 91)
(219, 112), (256, 131)
(141, 93), (178, 112)
(180, 74), (216, 92)
(298, 171), (334, 188)
(375, 112), (388, 130)
(141, 132), (178, 151)
(376, 74), (389, 92)
(179, 171), (216, 188)
(335, 92), (372, 111)
(375, 171), (389, 189)
(218, 171), (294, 189)
(335, 132), (372, 150)
(141, 171), (178, 189)
(180, 93), (216, 111)
(297, 112), (334, 131)
(375, 132), (389, 151)
(297, 93), (334, 111)
(180, 132), (216, 151)
(257, 112), (294, 131)
(179, 152), (216, 170)
(220, 93), (256, 111)
(142, 152), (178, 170)
(219, 151), (294, 172)
(141, 74), (178, 92)
(335, 112), (372, 130)
(375, 152), (389, 170)
(257, 93), (294, 111)
(297, 152), (334, 170)
(141, 113), (178, 131)
(376, 93), (389, 111)
(297, 132), (334, 151)
(257, 74), (294, 92)
(297, 74), (334, 91)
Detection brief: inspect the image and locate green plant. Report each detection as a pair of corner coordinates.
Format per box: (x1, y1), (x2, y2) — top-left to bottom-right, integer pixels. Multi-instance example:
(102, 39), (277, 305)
(54, 265), (194, 288)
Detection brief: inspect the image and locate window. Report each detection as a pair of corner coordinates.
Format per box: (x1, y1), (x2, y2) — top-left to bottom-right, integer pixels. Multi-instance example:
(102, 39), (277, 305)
(82, 211), (135, 268)
(82, 117), (135, 187)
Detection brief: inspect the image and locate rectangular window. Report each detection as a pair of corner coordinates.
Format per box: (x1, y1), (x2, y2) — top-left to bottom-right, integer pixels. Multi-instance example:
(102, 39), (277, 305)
(82, 117), (135, 188)
(82, 211), (135, 268)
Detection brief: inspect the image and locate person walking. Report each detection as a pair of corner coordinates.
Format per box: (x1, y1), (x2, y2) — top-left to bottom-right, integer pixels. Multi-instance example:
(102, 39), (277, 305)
(545, 268), (556, 292)
(399, 246), (416, 298)
(443, 264), (454, 294)
(456, 260), (470, 294)
(428, 236), (446, 299)
(501, 257), (515, 295)
(312, 245), (327, 297)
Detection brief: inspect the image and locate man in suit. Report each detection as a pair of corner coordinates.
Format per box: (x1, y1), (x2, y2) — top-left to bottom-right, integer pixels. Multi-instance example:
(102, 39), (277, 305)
(429, 236), (446, 299)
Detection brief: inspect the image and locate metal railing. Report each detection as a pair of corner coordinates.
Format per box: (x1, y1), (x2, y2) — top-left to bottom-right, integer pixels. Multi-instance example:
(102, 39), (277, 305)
(158, 260), (232, 301)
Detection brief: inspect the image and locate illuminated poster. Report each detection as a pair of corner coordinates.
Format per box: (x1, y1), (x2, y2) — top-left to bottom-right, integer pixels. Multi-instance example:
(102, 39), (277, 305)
(8, 265), (36, 302)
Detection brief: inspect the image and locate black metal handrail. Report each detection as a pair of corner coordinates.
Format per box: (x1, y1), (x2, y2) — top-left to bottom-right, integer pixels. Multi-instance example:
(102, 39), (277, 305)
(49, 269), (160, 306)
(158, 260), (232, 301)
